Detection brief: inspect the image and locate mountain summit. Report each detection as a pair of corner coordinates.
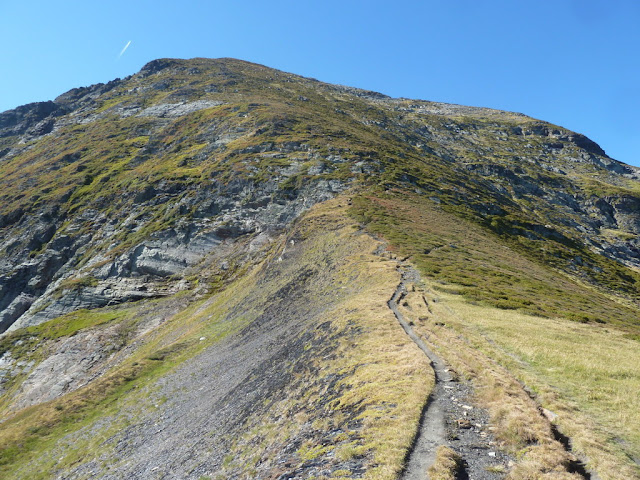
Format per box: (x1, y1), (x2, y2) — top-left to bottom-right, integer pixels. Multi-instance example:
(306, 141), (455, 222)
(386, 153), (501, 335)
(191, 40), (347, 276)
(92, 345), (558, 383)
(0, 58), (638, 479)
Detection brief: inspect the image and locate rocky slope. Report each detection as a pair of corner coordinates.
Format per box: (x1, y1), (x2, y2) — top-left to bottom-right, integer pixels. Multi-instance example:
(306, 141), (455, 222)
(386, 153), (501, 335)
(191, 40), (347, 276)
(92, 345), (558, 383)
(0, 58), (639, 479)
(1, 58), (639, 335)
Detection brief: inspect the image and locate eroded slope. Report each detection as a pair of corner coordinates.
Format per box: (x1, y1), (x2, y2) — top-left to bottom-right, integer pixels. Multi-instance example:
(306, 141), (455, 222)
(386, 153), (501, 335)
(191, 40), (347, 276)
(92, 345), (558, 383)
(0, 199), (431, 480)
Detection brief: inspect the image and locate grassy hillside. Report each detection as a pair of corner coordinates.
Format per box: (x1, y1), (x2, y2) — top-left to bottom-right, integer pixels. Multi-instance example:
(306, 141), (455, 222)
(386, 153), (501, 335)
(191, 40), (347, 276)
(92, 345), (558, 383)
(350, 189), (640, 478)
(351, 189), (640, 334)
(1, 58), (640, 479)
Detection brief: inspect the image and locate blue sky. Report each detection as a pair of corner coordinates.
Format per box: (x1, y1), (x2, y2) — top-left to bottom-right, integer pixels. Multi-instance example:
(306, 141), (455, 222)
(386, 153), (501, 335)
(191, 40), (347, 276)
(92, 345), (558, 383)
(1, 0), (638, 165)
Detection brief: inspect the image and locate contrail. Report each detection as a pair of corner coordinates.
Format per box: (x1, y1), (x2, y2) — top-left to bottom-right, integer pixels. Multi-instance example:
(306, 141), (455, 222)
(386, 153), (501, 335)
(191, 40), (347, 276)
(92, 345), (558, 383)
(117, 40), (132, 59)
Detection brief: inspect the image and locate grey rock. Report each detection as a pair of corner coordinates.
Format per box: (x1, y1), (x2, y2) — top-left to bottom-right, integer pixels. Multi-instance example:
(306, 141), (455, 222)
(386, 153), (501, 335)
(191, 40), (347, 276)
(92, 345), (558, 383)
(0, 160), (349, 333)
(136, 100), (223, 118)
(9, 327), (122, 411)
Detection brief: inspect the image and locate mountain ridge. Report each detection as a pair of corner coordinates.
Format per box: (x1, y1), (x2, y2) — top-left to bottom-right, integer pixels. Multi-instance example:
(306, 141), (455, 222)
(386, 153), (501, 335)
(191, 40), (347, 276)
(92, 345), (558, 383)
(3, 56), (637, 333)
(0, 57), (638, 479)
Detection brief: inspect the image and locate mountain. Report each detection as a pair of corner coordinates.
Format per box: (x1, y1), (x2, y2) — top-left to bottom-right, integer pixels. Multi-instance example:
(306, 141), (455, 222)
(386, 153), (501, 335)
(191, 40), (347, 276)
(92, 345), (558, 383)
(0, 58), (638, 479)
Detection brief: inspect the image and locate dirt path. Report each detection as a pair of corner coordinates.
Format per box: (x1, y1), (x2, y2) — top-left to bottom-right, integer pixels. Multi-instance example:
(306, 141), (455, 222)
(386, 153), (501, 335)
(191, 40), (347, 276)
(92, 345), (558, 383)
(388, 277), (449, 478)
(389, 264), (513, 480)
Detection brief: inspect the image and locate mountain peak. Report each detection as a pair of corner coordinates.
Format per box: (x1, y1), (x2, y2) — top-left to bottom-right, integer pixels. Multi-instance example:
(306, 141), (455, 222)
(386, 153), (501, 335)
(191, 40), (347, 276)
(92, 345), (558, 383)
(0, 58), (639, 479)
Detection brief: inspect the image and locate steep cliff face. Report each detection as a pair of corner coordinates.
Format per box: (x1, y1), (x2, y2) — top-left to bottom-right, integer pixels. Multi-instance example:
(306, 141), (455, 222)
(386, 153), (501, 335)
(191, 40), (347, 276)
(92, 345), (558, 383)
(0, 58), (639, 479)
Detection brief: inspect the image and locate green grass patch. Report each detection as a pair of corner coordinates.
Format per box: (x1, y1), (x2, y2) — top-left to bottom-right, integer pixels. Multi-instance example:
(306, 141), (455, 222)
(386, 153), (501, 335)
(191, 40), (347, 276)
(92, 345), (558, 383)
(25, 308), (127, 340)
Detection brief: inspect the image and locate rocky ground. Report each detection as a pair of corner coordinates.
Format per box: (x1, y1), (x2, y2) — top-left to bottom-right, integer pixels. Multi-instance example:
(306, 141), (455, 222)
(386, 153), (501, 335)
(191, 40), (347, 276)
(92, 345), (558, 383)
(15, 267), (328, 479)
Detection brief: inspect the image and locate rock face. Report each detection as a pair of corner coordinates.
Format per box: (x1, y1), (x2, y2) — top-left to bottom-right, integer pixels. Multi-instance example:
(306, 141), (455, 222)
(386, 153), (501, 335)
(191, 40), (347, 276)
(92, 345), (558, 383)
(9, 326), (125, 411)
(0, 66), (356, 334)
(0, 57), (639, 335)
(1, 171), (346, 333)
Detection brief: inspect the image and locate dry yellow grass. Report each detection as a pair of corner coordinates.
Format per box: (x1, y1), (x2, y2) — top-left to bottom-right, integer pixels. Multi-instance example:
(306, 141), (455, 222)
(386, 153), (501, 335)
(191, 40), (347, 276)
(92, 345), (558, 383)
(396, 286), (582, 479)
(398, 275), (640, 480)
(330, 260), (433, 479)
(281, 200), (435, 479)
(427, 446), (463, 480)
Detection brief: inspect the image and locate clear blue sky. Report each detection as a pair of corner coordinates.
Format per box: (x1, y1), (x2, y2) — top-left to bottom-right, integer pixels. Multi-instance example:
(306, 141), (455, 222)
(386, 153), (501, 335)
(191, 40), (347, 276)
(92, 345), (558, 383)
(1, 0), (638, 165)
